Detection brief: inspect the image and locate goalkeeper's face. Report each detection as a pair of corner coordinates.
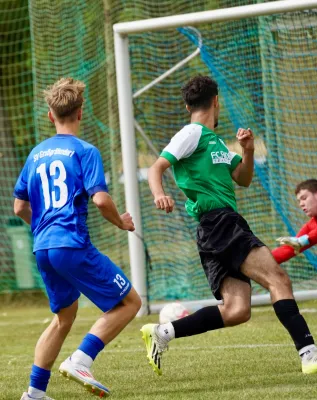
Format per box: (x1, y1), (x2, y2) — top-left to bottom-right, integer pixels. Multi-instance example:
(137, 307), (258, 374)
(297, 189), (317, 217)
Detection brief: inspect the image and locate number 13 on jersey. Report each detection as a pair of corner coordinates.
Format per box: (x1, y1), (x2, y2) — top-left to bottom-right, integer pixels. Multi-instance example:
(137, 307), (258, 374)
(36, 161), (68, 209)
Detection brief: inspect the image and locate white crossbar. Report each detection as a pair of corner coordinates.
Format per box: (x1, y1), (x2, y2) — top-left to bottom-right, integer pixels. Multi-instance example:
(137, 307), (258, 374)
(114, 0), (317, 34)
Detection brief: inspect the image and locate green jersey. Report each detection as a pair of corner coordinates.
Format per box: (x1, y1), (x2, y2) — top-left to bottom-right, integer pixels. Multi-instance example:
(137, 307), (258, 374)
(160, 123), (242, 221)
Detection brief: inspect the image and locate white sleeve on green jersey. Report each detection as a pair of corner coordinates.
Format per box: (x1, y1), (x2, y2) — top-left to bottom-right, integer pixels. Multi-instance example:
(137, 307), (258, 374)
(161, 124), (202, 163)
(219, 138), (242, 170)
(229, 151), (242, 172)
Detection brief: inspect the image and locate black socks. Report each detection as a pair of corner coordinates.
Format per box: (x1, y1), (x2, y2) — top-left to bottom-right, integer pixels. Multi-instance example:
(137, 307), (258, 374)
(273, 299), (314, 351)
(172, 306), (224, 338)
(171, 299), (314, 352)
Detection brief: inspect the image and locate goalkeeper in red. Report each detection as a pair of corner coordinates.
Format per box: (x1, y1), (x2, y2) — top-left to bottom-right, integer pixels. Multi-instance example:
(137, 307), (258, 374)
(141, 75), (317, 377)
(273, 179), (317, 263)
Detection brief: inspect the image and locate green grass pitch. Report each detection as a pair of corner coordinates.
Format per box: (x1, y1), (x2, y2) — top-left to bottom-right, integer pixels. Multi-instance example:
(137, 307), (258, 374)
(2, 301), (317, 400)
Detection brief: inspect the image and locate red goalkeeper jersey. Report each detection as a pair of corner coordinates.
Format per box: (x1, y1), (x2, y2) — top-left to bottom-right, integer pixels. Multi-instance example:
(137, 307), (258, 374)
(272, 217), (317, 264)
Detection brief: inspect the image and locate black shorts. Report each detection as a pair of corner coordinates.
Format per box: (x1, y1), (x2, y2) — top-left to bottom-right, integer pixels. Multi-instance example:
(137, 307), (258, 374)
(197, 207), (265, 300)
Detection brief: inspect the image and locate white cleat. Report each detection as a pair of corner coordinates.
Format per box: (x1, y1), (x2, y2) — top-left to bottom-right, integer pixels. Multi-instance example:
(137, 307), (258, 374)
(301, 347), (317, 374)
(59, 357), (110, 397)
(20, 393), (54, 400)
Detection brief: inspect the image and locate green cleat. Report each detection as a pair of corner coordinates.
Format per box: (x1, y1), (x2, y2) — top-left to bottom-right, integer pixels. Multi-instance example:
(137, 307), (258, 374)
(140, 324), (168, 376)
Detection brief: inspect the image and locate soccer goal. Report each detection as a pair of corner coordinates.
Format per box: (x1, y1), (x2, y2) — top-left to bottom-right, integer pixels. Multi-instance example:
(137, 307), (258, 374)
(113, 0), (317, 315)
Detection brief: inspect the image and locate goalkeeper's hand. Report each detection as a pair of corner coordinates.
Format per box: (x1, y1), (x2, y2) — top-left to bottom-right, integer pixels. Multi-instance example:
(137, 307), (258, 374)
(276, 235), (310, 254)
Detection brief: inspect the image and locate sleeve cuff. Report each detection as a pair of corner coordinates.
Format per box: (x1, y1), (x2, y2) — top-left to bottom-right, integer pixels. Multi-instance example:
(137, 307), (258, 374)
(298, 234), (310, 247)
(13, 190), (29, 201)
(160, 151), (178, 165)
(230, 155), (242, 172)
(87, 184), (108, 197)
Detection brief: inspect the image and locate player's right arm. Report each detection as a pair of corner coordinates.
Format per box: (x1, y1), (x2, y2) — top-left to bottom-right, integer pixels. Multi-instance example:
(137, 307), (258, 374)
(13, 160), (32, 225)
(148, 157), (174, 213)
(149, 125), (202, 213)
(13, 199), (32, 225)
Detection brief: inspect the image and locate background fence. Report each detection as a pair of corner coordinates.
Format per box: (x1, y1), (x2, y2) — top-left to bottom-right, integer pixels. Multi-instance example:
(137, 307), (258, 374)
(1, 0), (316, 303)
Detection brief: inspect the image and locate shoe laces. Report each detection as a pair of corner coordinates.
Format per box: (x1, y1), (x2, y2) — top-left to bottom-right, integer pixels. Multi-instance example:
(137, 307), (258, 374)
(302, 349), (317, 363)
(153, 327), (169, 354)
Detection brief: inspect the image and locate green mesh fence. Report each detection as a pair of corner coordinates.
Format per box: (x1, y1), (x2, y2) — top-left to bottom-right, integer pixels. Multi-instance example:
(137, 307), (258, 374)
(0, 0), (36, 291)
(1, 0), (317, 304)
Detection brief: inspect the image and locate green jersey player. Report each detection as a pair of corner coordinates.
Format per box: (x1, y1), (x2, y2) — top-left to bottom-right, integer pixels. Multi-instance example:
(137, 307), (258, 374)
(141, 75), (317, 377)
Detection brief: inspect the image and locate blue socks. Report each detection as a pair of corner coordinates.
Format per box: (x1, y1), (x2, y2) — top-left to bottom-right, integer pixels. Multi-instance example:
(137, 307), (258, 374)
(78, 333), (105, 360)
(27, 335), (104, 397)
(29, 364), (51, 392)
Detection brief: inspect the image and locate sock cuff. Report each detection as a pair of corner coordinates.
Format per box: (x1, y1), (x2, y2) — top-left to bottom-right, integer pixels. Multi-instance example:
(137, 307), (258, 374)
(31, 365), (51, 379)
(273, 299), (299, 315)
(30, 365), (51, 392)
(85, 333), (105, 350)
(78, 333), (105, 361)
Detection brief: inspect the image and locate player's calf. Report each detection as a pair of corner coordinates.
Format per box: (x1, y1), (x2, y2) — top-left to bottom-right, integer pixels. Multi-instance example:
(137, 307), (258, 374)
(273, 298), (317, 373)
(267, 267), (293, 301)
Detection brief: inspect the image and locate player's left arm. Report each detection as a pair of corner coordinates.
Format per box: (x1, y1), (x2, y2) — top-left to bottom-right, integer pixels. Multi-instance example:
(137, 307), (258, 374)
(81, 146), (134, 231)
(231, 128), (254, 187)
(14, 199), (32, 225)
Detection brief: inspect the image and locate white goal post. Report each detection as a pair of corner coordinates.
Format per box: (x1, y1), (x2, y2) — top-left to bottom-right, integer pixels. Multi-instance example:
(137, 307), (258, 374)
(113, 0), (317, 316)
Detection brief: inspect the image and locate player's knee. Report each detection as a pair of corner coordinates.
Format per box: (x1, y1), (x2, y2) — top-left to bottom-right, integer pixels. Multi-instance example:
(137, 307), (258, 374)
(57, 317), (74, 333)
(132, 293), (142, 315)
(123, 287), (142, 316)
(222, 304), (251, 326)
(232, 307), (251, 325)
(55, 308), (78, 333)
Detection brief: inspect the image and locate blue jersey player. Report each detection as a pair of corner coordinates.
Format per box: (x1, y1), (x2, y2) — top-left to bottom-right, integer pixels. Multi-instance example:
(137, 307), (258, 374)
(14, 78), (141, 400)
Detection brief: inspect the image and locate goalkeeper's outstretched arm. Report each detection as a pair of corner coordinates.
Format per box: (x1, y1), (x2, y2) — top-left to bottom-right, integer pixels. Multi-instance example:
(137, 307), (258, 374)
(272, 223), (317, 264)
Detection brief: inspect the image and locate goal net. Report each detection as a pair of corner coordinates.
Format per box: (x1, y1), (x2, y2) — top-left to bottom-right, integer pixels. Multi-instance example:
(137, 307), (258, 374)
(1, 0), (317, 313)
(114, 0), (317, 312)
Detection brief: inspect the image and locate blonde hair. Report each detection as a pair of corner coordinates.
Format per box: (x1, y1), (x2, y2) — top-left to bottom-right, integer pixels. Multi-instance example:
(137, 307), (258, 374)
(44, 77), (86, 121)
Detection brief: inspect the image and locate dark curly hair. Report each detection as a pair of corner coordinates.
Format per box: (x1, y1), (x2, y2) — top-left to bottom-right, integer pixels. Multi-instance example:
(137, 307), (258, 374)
(295, 179), (317, 195)
(181, 75), (218, 111)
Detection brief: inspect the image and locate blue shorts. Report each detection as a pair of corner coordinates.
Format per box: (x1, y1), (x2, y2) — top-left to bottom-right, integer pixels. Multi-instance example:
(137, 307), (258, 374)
(35, 245), (132, 314)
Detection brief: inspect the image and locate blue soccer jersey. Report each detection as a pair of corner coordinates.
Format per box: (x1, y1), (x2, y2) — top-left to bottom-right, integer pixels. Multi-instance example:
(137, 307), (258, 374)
(13, 134), (108, 252)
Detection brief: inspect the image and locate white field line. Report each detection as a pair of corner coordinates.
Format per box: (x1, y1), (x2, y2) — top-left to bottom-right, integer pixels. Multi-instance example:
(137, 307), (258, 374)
(2, 307), (317, 327)
(0, 316), (101, 327)
(3, 343), (293, 361)
(251, 307), (317, 313)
